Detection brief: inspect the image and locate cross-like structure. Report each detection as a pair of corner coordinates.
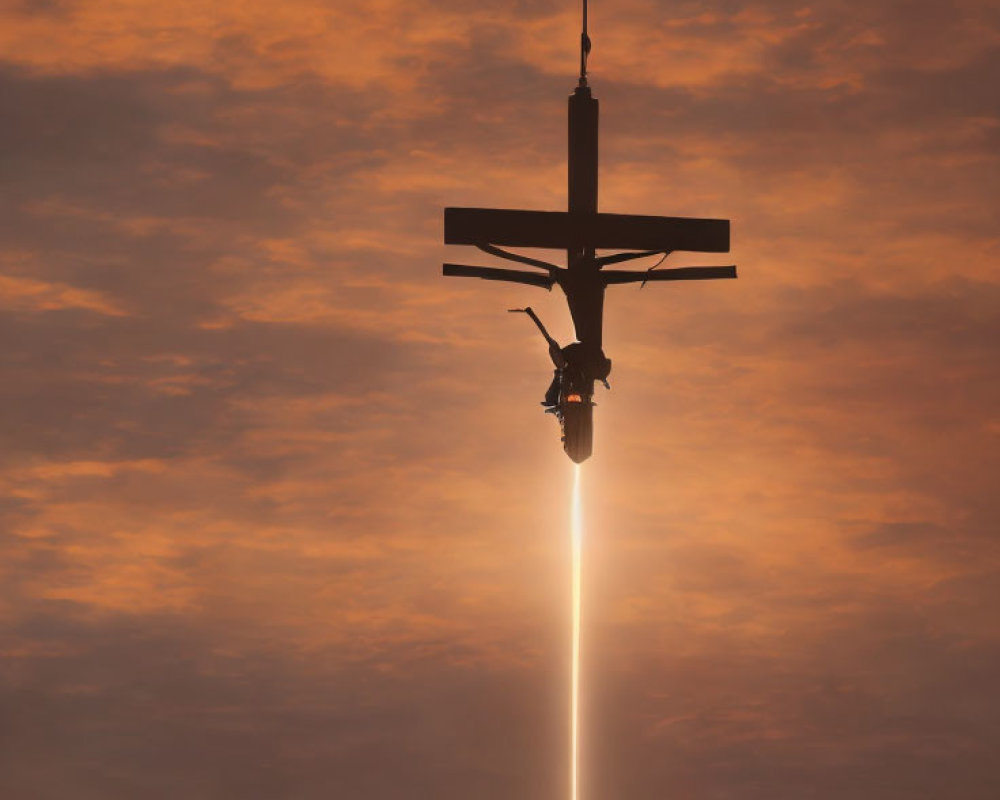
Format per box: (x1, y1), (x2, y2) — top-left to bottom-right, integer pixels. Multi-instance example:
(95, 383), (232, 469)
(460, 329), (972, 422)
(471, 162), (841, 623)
(442, 9), (736, 461)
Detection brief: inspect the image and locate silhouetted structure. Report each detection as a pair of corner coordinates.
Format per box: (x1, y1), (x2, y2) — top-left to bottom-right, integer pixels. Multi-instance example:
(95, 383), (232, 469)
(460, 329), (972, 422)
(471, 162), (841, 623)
(443, 1), (736, 462)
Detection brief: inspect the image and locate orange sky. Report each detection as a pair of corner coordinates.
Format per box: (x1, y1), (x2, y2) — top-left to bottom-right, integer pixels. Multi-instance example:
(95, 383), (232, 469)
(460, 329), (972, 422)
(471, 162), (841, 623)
(1, 0), (998, 797)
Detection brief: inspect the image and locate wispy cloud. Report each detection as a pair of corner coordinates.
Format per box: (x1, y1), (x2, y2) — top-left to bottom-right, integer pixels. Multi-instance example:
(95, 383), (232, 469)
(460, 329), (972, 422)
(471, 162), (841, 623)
(1, 0), (998, 797)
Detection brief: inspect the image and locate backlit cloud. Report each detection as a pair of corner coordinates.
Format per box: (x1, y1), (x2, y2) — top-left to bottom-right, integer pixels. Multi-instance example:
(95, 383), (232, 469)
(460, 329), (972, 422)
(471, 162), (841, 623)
(1, 0), (997, 797)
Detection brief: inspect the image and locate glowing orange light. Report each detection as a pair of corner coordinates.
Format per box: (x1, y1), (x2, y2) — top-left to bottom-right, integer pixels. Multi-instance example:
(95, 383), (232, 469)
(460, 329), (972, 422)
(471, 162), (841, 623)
(567, 393), (583, 403)
(571, 463), (583, 800)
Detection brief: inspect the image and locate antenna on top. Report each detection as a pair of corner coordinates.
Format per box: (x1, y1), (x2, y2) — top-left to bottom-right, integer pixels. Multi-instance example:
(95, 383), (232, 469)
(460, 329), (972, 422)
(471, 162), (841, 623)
(579, 0), (592, 86)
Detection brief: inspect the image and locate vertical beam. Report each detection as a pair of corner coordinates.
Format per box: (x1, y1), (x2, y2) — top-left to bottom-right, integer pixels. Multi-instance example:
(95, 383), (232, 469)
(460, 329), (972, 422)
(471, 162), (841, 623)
(560, 267), (606, 348)
(567, 85), (605, 349)
(568, 86), (598, 217)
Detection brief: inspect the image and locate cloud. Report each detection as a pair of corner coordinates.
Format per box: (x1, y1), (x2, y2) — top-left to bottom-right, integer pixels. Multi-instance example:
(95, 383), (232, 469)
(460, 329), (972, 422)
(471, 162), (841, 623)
(0, 273), (127, 315)
(0, 0), (998, 797)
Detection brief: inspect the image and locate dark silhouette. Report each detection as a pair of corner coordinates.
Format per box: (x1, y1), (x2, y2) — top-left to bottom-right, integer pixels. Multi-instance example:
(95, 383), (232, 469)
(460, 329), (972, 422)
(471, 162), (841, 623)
(509, 306), (610, 463)
(442, 2), (736, 462)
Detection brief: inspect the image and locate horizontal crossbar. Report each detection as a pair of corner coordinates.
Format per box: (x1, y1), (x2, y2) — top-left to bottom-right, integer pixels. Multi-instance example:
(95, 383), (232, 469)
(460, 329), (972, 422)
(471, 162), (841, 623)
(602, 265), (737, 284)
(442, 263), (555, 289)
(445, 207), (729, 253)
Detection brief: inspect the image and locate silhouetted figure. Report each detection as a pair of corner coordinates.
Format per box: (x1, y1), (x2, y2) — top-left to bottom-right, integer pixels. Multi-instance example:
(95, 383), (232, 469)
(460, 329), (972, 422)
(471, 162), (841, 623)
(553, 342), (610, 403)
(510, 308), (610, 411)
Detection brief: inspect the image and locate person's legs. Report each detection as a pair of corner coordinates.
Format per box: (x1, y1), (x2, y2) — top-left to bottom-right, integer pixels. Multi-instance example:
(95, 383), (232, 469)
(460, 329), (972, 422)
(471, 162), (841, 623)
(542, 370), (560, 406)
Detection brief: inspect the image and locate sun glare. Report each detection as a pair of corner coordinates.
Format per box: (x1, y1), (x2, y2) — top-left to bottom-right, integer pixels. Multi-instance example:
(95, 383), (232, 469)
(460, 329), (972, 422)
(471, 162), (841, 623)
(571, 463), (583, 800)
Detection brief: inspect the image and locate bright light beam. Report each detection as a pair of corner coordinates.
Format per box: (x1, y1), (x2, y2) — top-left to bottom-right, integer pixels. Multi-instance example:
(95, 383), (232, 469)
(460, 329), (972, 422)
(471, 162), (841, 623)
(571, 463), (583, 800)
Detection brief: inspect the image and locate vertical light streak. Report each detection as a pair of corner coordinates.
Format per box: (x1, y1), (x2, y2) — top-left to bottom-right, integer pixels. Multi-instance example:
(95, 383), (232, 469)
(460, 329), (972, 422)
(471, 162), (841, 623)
(571, 464), (583, 800)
